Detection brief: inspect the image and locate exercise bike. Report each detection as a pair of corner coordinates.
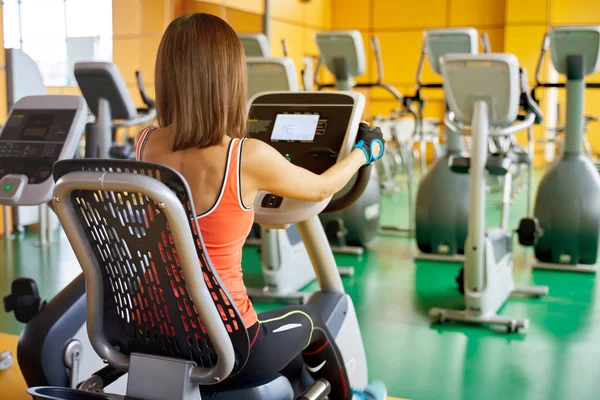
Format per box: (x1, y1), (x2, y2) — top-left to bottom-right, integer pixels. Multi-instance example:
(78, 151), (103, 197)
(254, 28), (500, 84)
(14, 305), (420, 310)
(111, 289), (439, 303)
(13, 91), (386, 400)
(428, 53), (548, 333)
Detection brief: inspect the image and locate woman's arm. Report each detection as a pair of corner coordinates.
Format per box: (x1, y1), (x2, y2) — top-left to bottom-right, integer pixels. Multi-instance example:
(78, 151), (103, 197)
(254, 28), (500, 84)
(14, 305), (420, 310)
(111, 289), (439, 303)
(242, 138), (371, 203)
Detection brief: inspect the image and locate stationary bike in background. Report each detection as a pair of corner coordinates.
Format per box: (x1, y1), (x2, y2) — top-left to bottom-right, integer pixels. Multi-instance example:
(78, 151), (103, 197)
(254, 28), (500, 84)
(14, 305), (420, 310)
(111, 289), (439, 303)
(429, 53), (548, 333)
(518, 26), (600, 273)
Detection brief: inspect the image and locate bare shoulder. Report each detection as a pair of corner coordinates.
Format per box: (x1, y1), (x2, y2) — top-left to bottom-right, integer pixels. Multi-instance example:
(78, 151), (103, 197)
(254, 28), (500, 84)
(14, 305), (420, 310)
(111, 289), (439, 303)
(241, 138), (278, 163)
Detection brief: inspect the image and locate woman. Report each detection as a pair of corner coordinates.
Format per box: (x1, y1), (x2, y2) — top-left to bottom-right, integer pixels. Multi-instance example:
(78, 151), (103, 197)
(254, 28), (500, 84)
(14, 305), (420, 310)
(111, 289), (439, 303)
(136, 13), (385, 400)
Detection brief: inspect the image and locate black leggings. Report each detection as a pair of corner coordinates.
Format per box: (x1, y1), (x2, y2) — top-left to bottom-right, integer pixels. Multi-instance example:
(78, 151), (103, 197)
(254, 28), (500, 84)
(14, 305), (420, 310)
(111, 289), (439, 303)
(227, 305), (352, 400)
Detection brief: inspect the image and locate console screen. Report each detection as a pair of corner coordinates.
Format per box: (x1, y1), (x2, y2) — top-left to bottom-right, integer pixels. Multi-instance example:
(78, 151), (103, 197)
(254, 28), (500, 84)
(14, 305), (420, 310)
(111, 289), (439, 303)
(0, 108), (77, 183)
(22, 114), (55, 139)
(270, 114), (319, 142)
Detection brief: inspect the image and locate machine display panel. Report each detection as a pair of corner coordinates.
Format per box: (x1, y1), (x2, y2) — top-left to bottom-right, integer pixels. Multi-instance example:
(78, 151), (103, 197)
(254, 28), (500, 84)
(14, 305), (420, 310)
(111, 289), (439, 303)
(22, 114), (55, 139)
(248, 104), (352, 174)
(0, 109), (78, 183)
(2, 110), (76, 143)
(270, 114), (320, 142)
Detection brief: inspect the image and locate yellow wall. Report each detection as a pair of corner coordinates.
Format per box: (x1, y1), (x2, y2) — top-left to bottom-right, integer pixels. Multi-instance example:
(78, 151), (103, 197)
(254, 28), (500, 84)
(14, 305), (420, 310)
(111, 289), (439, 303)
(105, 0), (600, 164)
(112, 0), (176, 107)
(177, 0), (332, 84)
(332, 0), (506, 119)
(329, 0), (600, 164)
(504, 0), (600, 164)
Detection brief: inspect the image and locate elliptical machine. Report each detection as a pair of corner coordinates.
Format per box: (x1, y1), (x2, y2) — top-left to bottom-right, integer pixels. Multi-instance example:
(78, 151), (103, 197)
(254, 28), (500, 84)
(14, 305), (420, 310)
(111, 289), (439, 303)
(411, 28), (477, 262)
(518, 26), (600, 274)
(429, 53), (548, 332)
(314, 30), (392, 253)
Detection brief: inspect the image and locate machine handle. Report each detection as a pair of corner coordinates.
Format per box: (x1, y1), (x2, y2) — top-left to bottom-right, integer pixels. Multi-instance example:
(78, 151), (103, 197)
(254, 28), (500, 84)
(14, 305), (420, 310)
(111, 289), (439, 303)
(445, 111), (536, 137)
(281, 39), (289, 58)
(135, 71), (156, 110)
(535, 33), (550, 87)
(371, 35), (384, 84)
(480, 33), (492, 53)
(324, 164), (373, 213)
(297, 379), (331, 400)
(313, 56), (324, 89)
(519, 68), (543, 124)
(79, 366), (127, 392)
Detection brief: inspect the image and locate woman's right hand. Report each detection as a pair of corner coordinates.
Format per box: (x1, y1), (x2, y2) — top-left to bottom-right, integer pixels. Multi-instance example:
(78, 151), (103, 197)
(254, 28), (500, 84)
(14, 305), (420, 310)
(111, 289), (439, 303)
(355, 123), (384, 165)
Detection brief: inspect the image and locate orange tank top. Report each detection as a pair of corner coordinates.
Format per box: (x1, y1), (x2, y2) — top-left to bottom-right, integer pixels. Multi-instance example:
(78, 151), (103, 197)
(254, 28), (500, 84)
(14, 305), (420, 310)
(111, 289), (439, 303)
(136, 128), (258, 328)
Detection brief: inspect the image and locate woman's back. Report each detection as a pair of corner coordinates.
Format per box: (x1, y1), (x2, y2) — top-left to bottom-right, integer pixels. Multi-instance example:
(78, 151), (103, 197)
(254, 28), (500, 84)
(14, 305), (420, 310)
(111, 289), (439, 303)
(136, 126), (257, 328)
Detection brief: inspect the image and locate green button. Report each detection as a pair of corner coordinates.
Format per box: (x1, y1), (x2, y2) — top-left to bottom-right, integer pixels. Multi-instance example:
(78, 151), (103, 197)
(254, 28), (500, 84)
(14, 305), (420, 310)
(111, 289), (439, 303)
(285, 155), (291, 162)
(4, 184), (13, 192)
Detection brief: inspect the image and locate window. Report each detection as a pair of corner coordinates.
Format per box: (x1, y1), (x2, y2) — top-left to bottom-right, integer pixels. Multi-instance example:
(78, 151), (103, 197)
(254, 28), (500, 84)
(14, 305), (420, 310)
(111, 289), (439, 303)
(3, 0), (113, 86)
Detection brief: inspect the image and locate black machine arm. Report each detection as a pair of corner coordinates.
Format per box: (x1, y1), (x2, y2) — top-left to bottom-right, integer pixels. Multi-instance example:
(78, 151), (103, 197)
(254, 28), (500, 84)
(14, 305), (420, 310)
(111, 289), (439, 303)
(3, 278), (46, 324)
(533, 33), (550, 88)
(324, 164), (373, 213)
(519, 68), (543, 124)
(17, 274), (86, 387)
(480, 32), (492, 53)
(135, 71), (155, 111)
(79, 366), (127, 393)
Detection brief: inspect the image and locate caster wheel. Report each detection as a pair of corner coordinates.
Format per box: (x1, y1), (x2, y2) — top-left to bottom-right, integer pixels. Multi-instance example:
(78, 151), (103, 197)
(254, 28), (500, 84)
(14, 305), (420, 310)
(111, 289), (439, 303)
(455, 267), (465, 294)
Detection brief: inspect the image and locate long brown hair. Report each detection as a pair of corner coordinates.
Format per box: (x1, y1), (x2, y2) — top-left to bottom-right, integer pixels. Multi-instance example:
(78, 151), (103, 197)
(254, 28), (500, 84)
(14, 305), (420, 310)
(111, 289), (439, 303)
(155, 13), (247, 151)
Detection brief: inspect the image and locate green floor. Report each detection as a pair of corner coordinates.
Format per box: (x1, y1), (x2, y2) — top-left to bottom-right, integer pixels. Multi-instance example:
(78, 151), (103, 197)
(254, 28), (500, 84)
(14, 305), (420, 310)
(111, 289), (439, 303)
(1, 176), (600, 400)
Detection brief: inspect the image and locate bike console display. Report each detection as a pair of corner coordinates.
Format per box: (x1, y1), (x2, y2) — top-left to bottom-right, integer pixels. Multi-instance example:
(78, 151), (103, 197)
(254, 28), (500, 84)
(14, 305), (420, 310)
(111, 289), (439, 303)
(0, 95), (87, 205)
(247, 91), (364, 225)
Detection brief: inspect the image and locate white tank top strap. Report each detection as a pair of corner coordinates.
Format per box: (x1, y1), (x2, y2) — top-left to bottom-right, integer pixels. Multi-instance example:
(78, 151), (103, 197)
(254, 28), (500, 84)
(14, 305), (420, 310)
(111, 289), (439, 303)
(236, 137), (252, 211)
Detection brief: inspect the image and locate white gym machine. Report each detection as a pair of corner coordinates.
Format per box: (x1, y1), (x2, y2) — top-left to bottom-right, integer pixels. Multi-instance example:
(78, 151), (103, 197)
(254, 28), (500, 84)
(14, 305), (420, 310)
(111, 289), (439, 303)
(5, 48), (57, 244)
(240, 33), (314, 91)
(241, 34), (354, 304)
(409, 28), (478, 260)
(245, 53), (317, 303)
(429, 53), (548, 332)
(239, 33), (271, 57)
(314, 30), (400, 246)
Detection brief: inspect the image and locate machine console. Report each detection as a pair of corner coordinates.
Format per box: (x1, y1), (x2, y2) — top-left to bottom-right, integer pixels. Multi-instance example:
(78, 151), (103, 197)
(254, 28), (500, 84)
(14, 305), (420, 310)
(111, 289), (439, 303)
(424, 28), (478, 75)
(246, 57), (298, 100)
(550, 26), (600, 76)
(239, 33), (271, 57)
(0, 95), (87, 205)
(441, 54), (520, 127)
(315, 31), (366, 78)
(247, 91), (364, 225)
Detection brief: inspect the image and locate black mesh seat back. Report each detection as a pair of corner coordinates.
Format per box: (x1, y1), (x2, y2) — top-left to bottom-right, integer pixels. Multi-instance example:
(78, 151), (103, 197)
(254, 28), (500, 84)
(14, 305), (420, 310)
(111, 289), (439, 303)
(53, 159), (250, 377)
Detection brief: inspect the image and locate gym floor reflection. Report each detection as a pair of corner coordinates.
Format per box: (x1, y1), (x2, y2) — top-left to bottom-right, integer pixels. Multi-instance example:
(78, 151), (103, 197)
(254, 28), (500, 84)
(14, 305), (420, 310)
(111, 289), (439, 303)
(1, 180), (599, 400)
